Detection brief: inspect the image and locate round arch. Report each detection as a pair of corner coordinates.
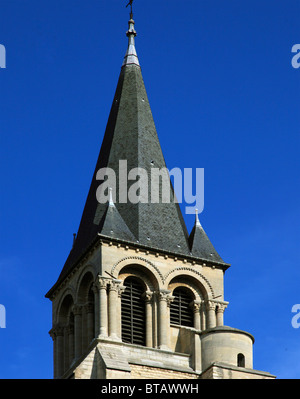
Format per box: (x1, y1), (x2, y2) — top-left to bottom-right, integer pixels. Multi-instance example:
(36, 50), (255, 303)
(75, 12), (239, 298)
(111, 256), (162, 291)
(76, 269), (96, 304)
(164, 267), (214, 300)
(56, 290), (75, 325)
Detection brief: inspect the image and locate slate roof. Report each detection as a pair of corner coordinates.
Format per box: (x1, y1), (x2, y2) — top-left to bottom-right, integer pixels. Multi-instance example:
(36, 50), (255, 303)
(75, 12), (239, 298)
(98, 190), (136, 242)
(188, 211), (223, 263)
(46, 17), (226, 297)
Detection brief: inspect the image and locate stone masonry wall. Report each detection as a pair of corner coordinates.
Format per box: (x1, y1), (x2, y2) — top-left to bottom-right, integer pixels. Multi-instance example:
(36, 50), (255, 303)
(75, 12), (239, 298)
(130, 364), (198, 379)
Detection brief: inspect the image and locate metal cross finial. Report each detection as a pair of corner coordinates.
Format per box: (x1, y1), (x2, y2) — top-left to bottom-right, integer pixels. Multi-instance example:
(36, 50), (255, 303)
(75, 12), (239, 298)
(126, 0), (134, 18)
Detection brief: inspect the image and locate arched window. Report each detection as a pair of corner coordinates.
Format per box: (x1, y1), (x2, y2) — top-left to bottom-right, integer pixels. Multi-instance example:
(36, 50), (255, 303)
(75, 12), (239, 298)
(121, 277), (146, 346)
(237, 353), (245, 367)
(57, 294), (75, 377)
(170, 287), (194, 327)
(77, 273), (95, 352)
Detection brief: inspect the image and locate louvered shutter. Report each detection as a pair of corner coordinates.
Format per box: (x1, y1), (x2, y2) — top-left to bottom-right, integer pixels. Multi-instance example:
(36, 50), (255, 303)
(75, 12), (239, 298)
(170, 288), (194, 327)
(121, 277), (146, 346)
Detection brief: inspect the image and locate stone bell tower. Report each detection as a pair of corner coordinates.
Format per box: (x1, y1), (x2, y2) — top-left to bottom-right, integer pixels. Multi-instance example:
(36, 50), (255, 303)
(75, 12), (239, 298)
(45, 8), (275, 380)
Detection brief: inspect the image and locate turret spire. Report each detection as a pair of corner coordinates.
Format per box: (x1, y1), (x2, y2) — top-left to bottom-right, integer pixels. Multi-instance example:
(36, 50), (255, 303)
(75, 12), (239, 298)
(188, 209), (223, 263)
(122, 2), (140, 67)
(108, 187), (114, 207)
(195, 208), (201, 227)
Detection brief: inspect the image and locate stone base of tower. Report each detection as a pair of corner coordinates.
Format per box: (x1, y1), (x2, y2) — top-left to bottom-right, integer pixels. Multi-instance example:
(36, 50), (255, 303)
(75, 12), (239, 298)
(61, 331), (275, 380)
(63, 338), (198, 379)
(200, 362), (275, 379)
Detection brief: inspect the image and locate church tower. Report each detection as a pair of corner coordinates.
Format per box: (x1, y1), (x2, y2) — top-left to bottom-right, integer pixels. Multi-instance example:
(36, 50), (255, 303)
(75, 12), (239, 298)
(45, 7), (275, 380)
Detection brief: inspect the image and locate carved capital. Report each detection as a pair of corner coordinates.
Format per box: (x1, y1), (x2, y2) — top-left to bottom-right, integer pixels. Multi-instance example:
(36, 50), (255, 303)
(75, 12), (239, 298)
(206, 300), (217, 312)
(109, 279), (123, 293)
(94, 276), (110, 291)
(67, 325), (74, 335)
(142, 291), (154, 303)
(192, 300), (202, 313)
(158, 290), (174, 307)
(84, 302), (94, 314)
(215, 302), (228, 314)
(117, 284), (126, 298)
(53, 324), (64, 337)
(167, 295), (175, 307)
(48, 327), (56, 340)
(72, 304), (82, 316)
(158, 290), (169, 301)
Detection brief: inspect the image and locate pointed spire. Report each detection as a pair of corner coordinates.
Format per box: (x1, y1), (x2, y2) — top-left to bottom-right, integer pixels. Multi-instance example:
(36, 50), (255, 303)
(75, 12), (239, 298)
(46, 8), (229, 297)
(122, 15), (140, 67)
(195, 208), (201, 227)
(108, 187), (114, 207)
(188, 209), (223, 263)
(98, 187), (136, 242)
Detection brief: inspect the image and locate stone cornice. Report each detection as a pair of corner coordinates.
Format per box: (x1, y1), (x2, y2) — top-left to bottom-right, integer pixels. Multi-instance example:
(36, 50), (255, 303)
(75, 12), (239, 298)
(45, 233), (230, 301)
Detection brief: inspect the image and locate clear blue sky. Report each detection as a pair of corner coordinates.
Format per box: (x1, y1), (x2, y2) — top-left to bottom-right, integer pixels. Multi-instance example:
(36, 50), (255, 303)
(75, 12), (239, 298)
(0, 0), (299, 379)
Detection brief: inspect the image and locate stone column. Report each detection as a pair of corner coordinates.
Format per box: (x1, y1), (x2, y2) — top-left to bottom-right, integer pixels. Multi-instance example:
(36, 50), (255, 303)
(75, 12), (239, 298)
(206, 300), (217, 328)
(85, 302), (94, 344)
(143, 291), (154, 348)
(192, 300), (202, 330)
(94, 277), (109, 338)
(117, 283), (126, 338)
(216, 302), (227, 327)
(63, 326), (69, 372)
(81, 307), (87, 351)
(55, 325), (64, 377)
(158, 290), (173, 350)
(108, 279), (123, 341)
(49, 328), (57, 378)
(201, 300), (206, 331)
(92, 283), (99, 337)
(68, 325), (74, 365)
(73, 305), (82, 359)
(191, 300), (202, 372)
